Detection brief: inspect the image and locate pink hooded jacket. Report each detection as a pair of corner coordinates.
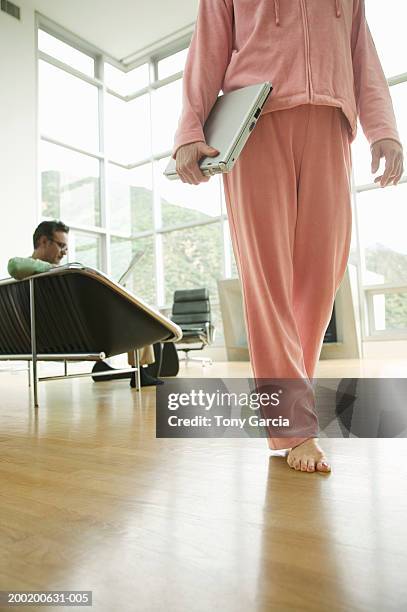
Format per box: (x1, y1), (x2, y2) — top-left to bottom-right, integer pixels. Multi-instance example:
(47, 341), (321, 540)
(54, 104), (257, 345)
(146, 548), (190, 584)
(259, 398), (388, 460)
(172, 0), (402, 159)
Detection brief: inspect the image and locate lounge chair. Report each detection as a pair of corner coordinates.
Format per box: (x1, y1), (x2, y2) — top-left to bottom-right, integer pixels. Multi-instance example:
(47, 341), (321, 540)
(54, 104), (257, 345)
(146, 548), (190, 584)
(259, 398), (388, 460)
(0, 263), (182, 406)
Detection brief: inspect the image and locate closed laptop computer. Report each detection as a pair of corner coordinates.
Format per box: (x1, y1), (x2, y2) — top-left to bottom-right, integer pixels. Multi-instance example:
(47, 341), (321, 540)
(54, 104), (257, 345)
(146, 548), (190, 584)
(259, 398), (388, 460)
(164, 81), (273, 180)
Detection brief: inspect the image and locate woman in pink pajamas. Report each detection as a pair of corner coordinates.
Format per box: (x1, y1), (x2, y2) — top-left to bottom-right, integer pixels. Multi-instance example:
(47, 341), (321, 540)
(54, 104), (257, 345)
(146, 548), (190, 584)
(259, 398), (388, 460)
(172, 0), (404, 472)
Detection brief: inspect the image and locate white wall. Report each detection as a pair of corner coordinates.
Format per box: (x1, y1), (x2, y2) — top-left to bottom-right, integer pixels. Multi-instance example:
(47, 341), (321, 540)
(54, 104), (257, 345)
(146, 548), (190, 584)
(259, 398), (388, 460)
(0, 2), (38, 278)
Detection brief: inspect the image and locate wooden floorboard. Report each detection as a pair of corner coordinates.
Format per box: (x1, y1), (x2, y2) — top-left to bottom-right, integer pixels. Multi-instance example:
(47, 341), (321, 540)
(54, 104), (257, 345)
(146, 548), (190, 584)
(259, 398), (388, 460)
(0, 359), (406, 611)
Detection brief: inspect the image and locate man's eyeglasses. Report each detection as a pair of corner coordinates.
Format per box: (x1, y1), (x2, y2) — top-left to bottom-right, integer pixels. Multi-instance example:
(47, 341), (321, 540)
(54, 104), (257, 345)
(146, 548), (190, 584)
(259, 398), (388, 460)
(49, 238), (68, 253)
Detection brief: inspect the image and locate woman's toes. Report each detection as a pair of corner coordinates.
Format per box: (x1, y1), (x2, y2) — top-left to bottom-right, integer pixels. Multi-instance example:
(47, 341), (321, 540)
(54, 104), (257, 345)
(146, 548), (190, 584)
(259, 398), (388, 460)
(286, 449), (330, 473)
(316, 460), (331, 472)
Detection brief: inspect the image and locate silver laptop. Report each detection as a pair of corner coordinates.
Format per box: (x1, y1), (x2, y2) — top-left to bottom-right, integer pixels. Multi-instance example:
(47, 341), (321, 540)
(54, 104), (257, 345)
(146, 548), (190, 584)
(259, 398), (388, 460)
(164, 81), (273, 180)
(118, 250), (145, 286)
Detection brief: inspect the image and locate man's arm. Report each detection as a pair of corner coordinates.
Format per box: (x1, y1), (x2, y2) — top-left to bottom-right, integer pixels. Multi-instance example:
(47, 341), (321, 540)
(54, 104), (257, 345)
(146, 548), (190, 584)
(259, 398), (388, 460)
(172, 0), (234, 159)
(7, 257), (53, 281)
(351, 0), (402, 149)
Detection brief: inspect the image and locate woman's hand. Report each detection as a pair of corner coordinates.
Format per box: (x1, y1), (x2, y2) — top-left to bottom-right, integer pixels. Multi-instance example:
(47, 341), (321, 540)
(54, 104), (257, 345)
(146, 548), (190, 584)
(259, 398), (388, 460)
(371, 139), (404, 187)
(175, 141), (220, 185)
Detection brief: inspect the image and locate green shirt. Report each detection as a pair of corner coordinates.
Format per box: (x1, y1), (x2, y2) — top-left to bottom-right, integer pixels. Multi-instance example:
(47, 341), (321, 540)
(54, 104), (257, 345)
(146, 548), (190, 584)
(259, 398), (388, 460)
(7, 257), (54, 281)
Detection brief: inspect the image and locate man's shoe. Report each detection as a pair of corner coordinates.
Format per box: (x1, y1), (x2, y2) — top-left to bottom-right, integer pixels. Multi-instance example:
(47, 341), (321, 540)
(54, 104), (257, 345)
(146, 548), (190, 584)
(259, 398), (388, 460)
(92, 360), (131, 382)
(92, 361), (163, 387)
(130, 367), (164, 388)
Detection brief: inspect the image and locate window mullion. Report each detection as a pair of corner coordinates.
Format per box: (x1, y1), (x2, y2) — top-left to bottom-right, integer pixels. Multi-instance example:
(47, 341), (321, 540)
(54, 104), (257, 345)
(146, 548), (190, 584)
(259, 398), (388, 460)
(96, 55), (111, 276)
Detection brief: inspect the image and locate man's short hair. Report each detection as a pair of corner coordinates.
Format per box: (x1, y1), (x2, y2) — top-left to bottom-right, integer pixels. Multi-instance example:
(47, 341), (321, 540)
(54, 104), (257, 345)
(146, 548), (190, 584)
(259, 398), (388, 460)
(33, 220), (70, 249)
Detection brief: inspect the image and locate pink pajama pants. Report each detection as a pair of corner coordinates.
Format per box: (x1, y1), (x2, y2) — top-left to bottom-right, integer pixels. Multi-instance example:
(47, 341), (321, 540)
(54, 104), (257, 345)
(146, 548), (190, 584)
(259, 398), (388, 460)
(222, 104), (353, 450)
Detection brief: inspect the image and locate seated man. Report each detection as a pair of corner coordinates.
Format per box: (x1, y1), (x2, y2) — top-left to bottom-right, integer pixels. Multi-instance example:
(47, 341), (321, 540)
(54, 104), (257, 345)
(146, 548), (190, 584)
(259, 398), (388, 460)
(8, 220), (162, 387)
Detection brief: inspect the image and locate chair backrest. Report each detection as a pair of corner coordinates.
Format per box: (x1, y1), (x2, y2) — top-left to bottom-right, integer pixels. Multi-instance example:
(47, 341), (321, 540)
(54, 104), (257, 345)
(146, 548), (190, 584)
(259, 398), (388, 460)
(0, 266), (182, 357)
(171, 288), (211, 329)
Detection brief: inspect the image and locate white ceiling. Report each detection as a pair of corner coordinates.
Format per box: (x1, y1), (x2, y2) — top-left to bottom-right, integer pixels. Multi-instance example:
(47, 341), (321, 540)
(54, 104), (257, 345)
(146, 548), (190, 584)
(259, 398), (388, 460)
(24, 0), (199, 61)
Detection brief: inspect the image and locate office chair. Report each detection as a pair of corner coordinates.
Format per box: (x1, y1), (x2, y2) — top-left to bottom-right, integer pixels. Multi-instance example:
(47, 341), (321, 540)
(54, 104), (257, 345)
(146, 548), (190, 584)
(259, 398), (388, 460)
(170, 288), (215, 365)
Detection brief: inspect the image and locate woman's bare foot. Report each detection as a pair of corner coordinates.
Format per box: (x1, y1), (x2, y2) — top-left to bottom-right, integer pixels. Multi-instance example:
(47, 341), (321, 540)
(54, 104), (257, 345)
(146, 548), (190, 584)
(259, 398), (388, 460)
(287, 438), (331, 473)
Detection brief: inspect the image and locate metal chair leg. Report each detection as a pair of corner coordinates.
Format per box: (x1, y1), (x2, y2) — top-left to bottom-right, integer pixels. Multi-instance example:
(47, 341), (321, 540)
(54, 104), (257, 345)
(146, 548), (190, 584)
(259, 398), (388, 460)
(29, 278), (38, 408)
(133, 349), (141, 391)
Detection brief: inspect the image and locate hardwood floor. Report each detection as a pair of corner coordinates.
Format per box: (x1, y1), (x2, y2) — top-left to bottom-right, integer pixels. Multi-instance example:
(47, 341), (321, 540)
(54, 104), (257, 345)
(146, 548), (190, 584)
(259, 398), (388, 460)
(0, 359), (406, 611)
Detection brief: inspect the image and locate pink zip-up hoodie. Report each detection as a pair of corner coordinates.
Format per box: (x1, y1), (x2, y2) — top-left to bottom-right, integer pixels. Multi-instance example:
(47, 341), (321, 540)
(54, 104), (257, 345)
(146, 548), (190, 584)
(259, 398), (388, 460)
(172, 0), (402, 159)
